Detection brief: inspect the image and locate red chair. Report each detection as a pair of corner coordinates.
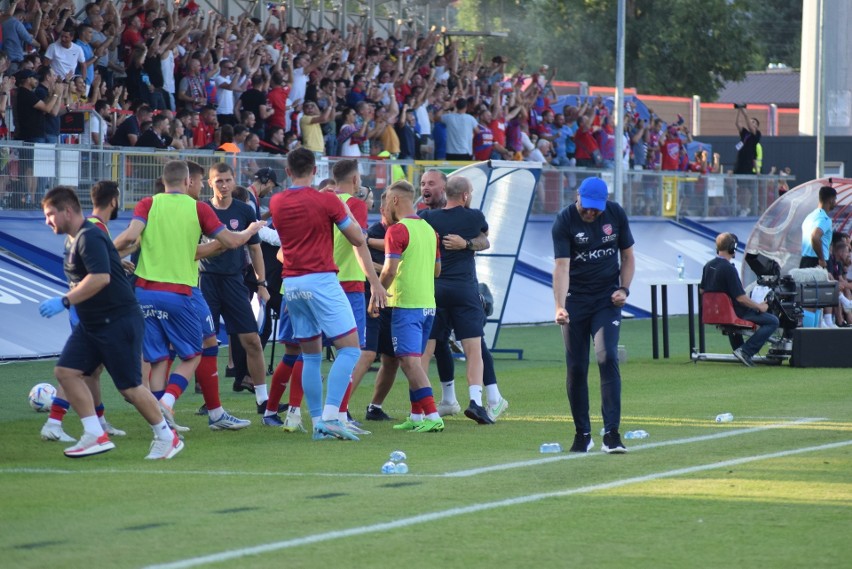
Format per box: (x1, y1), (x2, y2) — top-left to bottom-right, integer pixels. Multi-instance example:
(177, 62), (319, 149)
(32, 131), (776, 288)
(702, 292), (756, 333)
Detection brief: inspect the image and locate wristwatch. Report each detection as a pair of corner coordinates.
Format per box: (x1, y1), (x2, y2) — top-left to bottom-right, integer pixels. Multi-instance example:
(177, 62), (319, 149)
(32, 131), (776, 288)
(257, 280), (268, 287)
(61, 296), (71, 309)
(617, 286), (630, 297)
(465, 239), (473, 250)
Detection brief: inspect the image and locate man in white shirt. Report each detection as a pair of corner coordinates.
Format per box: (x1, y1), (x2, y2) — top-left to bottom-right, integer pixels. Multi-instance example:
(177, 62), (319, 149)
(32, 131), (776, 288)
(45, 27), (86, 81)
(214, 59), (245, 126)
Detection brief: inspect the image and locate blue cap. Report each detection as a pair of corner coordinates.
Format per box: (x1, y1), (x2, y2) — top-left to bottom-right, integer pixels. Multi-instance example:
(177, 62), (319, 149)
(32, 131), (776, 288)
(578, 177), (608, 210)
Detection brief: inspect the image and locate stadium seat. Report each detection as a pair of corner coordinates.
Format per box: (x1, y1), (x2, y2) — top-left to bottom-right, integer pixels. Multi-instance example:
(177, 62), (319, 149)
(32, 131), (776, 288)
(702, 292), (756, 333)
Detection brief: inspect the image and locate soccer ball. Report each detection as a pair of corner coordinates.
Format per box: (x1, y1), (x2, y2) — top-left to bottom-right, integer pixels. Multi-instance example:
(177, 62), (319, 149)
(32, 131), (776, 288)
(28, 383), (57, 412)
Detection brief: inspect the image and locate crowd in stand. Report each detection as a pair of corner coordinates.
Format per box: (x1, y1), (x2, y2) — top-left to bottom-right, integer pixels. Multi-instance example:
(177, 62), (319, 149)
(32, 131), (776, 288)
(0, 0), (717, 172)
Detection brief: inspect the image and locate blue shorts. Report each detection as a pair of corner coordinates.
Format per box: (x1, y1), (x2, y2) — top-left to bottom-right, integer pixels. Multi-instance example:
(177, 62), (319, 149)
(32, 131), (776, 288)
(191, 287), (217, 339)
(200, 273), (257, 336)
(136, 288), (202, 362)
(283, 272), (357, 342)
(323, 290), (366, 348)
(430, 281), (485, 341)
(276, 296), (298, 346)
(391, 307), (435, 357)
(365, 288), (394, 355)
(57, 309), (144, 390)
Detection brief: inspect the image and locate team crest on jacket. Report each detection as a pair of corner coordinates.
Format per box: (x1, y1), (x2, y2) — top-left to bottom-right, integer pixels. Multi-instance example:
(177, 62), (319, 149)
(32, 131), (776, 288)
(230, 219), (239, 229)
(603, 224), (613, 236)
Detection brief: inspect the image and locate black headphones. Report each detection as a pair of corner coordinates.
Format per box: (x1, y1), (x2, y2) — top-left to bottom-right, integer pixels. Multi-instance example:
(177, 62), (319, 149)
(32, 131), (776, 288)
(728, 234), (738, 255)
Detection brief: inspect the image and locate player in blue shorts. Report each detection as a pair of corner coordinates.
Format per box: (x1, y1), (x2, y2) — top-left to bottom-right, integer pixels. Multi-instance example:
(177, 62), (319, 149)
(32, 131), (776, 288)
(269, 148), (387, 441)
(39, 187), (182, 459)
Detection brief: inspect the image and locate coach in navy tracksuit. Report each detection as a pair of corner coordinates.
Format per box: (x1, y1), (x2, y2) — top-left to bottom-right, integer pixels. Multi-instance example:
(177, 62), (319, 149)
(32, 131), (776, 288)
(551, 177), (635, 455)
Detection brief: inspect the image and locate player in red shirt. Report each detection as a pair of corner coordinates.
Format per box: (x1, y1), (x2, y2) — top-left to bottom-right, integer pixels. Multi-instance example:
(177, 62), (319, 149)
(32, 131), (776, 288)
(269, 149), (387, 441)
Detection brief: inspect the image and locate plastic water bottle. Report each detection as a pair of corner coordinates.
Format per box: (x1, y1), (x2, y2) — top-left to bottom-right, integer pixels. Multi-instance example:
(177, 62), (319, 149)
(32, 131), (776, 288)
(390, 450), (407, 462)
(677, 254), (685, 281)
(715, 413), (734, 423)
(381, 461), (397, 474)
(394, 462), (409, 474)
(624, 430), (649, 440)
(539, 443), (562, 453)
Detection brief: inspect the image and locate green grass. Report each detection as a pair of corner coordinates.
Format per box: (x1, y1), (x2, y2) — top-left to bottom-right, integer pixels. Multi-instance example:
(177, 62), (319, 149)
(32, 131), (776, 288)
(1, 318), (850, 569)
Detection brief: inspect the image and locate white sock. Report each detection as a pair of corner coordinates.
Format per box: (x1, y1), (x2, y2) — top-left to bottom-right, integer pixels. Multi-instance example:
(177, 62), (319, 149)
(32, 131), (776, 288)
(208, 406), (225, 421)
(469, 385), (483, 406)
(152, 419), (172, 441)
(310, 416), (320, 430)
(322, 404), (339, 422)
(425, 411), (440, 420)
(368, 403), (382, 409)
(81, 415), (105, 437)
(410, 413), (424, 422)
(254, 384), (268, 404)
(288, 406), (301, 417)
(47, 417), (62, 426)
(485, 384), (502, 406)
(160, 393), (176, 409)
(338, 411), (348, 422)
(98, 416), (109, 428)
(840, 295), (852, 310)
(441, 380), (457, 403)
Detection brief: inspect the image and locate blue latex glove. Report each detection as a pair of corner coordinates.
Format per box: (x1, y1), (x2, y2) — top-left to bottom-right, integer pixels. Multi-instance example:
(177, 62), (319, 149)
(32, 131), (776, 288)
(40, 297), (66, 318)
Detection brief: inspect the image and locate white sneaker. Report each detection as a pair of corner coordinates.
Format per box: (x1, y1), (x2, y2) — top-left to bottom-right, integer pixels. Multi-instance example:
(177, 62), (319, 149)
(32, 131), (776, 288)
(488, 397), (510, 421)
(64, 432), (115, 458)
(437, 400), (462, 417)
(345, 421), (372, 435)
(281, 408), (306, 433)
(145, 430), (184, 460)
(208, 411), (251, 431)
(102, 420), (127, 437)
(159, 402), (190, 432)
(41, 422), (76, 442)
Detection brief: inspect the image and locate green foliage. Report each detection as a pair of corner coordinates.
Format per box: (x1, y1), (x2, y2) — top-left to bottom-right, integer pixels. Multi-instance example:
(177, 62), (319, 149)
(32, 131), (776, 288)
(453, 0), (801, 100)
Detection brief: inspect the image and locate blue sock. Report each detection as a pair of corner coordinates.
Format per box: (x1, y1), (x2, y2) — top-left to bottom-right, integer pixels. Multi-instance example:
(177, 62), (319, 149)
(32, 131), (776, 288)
(153, 390), (165, 400)
(301, 352), (323, 419)
(282, 353), (298, 367)
(325, 346), (359, 408)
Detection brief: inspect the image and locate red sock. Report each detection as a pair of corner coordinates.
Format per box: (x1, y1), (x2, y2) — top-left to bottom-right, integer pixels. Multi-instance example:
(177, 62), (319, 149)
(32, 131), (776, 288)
(339, 381), (353, 413)
(418, 395), (437, 416)
(48, 403), (68, 422)
(195, 354), (221, 410)
(267, 359), (293, 412)
(411, 401), (424, 415)
(287, 360), (304, 407)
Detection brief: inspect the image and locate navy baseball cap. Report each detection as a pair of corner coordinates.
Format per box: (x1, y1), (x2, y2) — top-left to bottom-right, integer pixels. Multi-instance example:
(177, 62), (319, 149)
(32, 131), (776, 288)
(254, 167), (279, 187)
(578, 177), (608, 210)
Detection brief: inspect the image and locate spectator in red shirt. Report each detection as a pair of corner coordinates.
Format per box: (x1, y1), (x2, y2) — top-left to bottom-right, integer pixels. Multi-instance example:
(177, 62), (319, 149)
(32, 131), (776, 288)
(573, 115), (599, 168)
(660, 126), (684, 171)
(266, 70), (290, 131)
(193, 106), (217, 149)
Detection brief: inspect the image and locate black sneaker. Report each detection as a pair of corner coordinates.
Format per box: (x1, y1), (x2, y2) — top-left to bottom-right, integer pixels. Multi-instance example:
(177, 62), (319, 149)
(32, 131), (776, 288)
(569, 433), (594, 452)
(233, 378), (256, 393)
(257, 401), (289, 415)
(195, 404), (208, 416)
(225, 366), (236, 378)
(194, 382), (203, 394)
(601, 430), (627, 454)
(365, 405), (394, 421)
(464, 400), (495, 425)
(346, 411), (362, 427)
(733, 348), (755, 367)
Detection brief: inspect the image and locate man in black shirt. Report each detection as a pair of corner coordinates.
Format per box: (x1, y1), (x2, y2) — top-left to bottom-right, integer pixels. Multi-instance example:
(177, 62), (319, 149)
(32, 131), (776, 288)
(34, 66), (64, 143)
(419, 176), (498, 425)
(733, 107), (761, 175)
(110, 103), (152, 146)
(552, 177), (635, 454)
(38, 186), (183, 459)
(136, 113), (171, 148)
(700, 232), (779, 367)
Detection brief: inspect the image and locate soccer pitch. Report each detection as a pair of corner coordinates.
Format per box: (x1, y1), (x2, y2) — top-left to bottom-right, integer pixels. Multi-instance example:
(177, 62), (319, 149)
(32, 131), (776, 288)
(1, 319), (850, 569)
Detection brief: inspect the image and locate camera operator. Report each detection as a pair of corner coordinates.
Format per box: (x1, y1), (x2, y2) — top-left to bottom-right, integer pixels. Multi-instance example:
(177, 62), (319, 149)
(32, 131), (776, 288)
(733, 105), (761, 175)
(700, 232), (779, 367)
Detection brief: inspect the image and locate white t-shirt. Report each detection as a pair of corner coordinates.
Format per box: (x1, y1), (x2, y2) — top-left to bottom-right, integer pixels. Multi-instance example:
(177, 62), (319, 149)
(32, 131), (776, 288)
(45, 41), (85, 79)
(89, 113), (107, 145)
(161, 50), (176, 94)
(214, 74), (235, 114)
(290, 67), (308, 107)
(415, 103), (431, 137)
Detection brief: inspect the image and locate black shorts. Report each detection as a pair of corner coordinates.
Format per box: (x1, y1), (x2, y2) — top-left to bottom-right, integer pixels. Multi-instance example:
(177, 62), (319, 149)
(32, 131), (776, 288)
(430, 281), (486, 342)
(57, 309), (144, 390)
(200, 273), (257, 335)
(365, 303), (395, 357)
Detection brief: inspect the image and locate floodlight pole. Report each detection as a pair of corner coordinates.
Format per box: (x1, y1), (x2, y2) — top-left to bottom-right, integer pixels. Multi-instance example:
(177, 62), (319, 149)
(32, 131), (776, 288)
(815, 0), (825, 179)
(614, 0), (626, 204)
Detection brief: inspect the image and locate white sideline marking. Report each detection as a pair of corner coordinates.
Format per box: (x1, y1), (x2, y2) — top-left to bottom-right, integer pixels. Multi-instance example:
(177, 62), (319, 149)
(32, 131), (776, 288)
(142, 439), (852, 569)
(447, 417), (825, 477)
(0, 418), (825, 480)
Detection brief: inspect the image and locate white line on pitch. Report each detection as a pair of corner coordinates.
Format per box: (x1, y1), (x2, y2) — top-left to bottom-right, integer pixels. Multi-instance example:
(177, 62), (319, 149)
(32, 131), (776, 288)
(446, 417), (826, 477)
(0, 418), (824, 480)
(141, 439), (852, 569)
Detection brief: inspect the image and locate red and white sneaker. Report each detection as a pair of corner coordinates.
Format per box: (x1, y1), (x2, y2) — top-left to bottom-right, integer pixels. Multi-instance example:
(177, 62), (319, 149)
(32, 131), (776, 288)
(144, 430), (184, 460)
(63, 432), (115, 458)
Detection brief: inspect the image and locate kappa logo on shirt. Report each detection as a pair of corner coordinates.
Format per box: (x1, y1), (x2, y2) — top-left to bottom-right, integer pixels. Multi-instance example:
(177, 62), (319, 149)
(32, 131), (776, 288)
(574, 232), (589, 244)
(612, 320), (620, 327)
